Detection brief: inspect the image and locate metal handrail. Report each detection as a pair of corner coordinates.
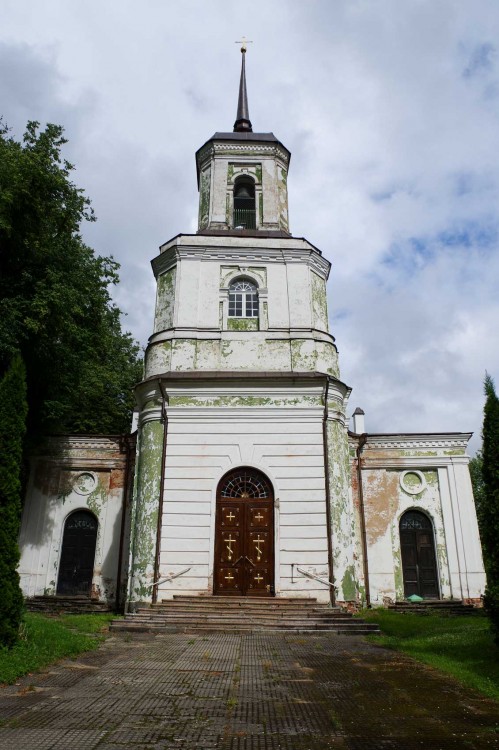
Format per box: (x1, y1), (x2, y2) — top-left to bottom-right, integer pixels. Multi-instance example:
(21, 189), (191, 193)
(293, 565), (336, 589)
(150, 566), (191, 588)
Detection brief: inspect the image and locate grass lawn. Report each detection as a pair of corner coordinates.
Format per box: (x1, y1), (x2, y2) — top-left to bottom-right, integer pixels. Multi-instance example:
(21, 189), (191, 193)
(0, 612), (116, 685)
(361, 608), (499, 701)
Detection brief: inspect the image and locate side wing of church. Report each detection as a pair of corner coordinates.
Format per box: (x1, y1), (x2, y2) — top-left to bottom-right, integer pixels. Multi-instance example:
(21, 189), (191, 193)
(18, 49), (486, 611)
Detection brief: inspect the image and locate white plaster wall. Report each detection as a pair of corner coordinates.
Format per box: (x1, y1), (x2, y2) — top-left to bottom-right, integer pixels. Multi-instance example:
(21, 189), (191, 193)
(286, 263), (313, 328)
(176, 258), (202, 328)
(361, 461), (486, 605)
(439, 461), (486, 601)
(197, 261), (221, 329)
(156, 406), (330, 602)
(19, 462), (125, 602)
(266, 263), (290, 328)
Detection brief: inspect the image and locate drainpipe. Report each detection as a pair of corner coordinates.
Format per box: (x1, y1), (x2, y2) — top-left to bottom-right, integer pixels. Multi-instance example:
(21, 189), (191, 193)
(356, 433), (371, 607)
(115, 433), (136, 614)
(152, 379), (168, 605)
(322, 377), (335, 606)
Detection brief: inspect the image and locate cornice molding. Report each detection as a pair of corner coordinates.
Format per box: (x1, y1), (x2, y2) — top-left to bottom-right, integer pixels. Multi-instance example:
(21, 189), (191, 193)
(153, 240), (331, 279)
(197, 142), (290, 166)
(348, 432), (471, 453)
(36, 436), (125, 454)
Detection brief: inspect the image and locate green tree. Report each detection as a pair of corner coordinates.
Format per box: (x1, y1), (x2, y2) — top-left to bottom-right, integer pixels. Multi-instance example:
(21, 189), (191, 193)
(469, 450), (485, 536)
(0, 120), (142, 439)
(481, 374), (499, 643)
(0, 355), (28, 647)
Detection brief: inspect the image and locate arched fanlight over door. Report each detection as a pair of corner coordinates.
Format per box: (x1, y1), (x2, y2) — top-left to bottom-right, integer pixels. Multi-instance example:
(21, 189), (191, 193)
(214, 468), (274, 597)
(399, 510), (439, 599)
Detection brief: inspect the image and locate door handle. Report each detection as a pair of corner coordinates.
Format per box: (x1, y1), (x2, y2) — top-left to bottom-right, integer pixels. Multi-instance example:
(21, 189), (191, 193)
(233, 556), (244, 566)
(245, 556), (255, 568)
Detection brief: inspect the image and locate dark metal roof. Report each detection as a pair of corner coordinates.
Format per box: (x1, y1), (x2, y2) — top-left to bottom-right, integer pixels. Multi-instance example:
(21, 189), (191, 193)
(234, 50), (252, 132)
(195, 131), (291, 186)
(211, 131), (279, 142)
(156, 232), (324, 257)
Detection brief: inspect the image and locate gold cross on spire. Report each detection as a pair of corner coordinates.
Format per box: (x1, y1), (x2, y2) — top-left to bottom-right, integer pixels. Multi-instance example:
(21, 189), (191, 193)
(235, 36), (253, 53)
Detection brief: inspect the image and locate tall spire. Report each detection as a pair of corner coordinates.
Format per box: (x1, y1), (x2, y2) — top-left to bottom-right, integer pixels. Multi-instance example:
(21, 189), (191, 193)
(233, 38), (253, 133)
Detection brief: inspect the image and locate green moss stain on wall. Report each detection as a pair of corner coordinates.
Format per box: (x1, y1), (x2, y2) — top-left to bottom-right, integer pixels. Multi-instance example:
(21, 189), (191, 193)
(402, 450), (438, 457)
(423, 470), (439, 487)
(169, 394), (322, 408)
(172, 339), (196, 370)
(278, 167), (289, 230)
(315, 342), (340, 378)
(86, 475), (108, 517)
(198, 165), (211, 229)
(129, 419), (163, 602)
(145, 341), (173, 378)
(228, 318), (259, 331)
(327, 417), (357, 602)
(291, 340), (317, 371)
(311, 272), (329, 331)
(154, 267), (176, 333)
(255, 164), (262, 183)
(341, 566), (356, 601)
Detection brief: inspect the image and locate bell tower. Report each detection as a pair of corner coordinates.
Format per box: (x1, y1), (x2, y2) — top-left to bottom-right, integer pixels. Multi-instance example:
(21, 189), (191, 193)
(196, 43), (290, 234)
(127, 46), (356, 612)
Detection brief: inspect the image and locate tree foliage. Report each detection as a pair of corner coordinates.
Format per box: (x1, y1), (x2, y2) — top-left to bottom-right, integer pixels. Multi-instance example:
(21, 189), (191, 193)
(0, 121), (142, 439)
(469, 450), (485, 534)
(481, 374), (499, 643)
(0, 355), (27, 647)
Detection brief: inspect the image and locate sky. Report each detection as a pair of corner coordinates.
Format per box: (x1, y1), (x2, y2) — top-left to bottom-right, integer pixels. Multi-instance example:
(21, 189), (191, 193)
(1, 0), (498, 453)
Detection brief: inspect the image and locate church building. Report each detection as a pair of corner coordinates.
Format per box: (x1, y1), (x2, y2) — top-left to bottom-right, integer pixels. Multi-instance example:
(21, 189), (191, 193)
(18, 47), (486, 611)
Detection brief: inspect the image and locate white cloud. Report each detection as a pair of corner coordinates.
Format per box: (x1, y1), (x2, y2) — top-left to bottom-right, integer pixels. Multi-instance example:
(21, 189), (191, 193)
(1, 0), (498, 452)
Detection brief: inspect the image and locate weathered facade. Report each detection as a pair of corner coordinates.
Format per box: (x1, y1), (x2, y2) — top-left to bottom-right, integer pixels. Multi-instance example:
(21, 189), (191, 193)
(18, 49), (486, 611)
(349, 429), (484, 606)
(18, 436), (135, 608)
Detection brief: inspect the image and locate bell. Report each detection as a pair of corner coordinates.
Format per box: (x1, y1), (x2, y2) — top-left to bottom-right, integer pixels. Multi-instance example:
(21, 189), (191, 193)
(235, 184), (253, 199)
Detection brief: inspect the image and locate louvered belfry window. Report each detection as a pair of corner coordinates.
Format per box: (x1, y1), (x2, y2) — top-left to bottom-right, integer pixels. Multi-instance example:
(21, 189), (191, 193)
(228, 280), (259, 318)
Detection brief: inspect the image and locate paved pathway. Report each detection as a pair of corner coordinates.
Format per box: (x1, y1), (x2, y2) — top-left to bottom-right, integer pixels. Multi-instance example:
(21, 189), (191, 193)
(0, 632), (498, 749)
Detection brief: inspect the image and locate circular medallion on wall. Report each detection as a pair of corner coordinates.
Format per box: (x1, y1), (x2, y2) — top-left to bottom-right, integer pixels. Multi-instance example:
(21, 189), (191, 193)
(73, 472), (97, 495)
(399, 470), (427, 495)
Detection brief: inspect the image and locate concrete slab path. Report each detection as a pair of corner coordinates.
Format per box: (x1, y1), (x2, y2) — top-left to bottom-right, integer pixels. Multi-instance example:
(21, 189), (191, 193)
(0, 632), (498, 749)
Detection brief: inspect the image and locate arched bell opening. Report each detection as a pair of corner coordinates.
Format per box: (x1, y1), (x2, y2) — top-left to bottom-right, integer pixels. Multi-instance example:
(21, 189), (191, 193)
(233, 176), (256, 229)
(56, 510), (98, 597)
(399, 510), (440, 599)
(214, 467), (274, 596)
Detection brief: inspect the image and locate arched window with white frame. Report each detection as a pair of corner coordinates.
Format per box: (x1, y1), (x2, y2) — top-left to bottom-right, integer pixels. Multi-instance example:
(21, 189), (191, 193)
(228, 279), (259, 318)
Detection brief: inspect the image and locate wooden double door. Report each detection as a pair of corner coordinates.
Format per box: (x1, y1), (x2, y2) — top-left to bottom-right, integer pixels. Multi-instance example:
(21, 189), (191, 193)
(400, 511), (439, 599)
(214, 468), (274, 597)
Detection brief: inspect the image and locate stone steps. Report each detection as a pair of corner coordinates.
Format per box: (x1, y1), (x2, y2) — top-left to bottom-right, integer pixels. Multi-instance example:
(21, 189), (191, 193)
(388, 600), (478, 616)
(26, 595), (113, 615)
(111, 596), (380, 635)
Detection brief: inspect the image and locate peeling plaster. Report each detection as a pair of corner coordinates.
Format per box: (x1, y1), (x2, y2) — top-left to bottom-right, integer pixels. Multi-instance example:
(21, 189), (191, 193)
(129, 420), (163, 602)
(155, 267), (176, 333)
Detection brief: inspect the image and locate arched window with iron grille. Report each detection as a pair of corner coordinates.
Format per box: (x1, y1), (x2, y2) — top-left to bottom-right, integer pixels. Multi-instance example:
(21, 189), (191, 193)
(233, 176), (256, 229)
